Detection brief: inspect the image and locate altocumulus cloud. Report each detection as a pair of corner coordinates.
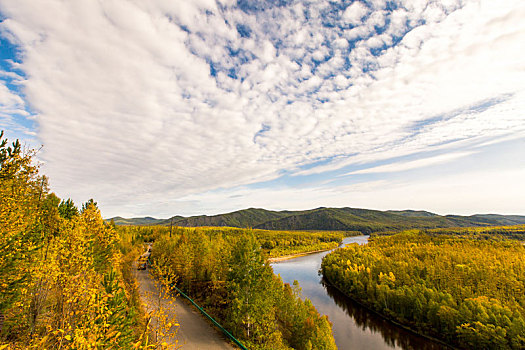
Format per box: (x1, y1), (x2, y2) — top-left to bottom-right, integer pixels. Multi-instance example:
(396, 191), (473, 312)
(0, 0), (524, 217)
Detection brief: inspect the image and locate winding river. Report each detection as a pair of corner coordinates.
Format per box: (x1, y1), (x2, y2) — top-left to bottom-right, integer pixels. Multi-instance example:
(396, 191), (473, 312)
(271, 236), (447, 350)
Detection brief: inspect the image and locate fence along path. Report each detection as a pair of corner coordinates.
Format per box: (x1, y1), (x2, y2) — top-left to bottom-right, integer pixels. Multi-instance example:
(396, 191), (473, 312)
(135, 264), (235, 349)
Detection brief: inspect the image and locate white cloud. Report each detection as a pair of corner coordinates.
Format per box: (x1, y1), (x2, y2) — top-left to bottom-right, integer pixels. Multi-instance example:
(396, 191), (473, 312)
(165, 166), (525, 218)
(0, 83), (24, 110)
(343, 152), (474, 175)
(342, 2), (370, 26)
(0, 76), (37, 145)
(0, 0), (523, 216)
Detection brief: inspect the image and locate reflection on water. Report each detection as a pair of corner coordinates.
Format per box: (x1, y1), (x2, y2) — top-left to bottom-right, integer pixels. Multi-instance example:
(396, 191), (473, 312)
(322, 278), (446, 350)
(271, 236), (447, 350)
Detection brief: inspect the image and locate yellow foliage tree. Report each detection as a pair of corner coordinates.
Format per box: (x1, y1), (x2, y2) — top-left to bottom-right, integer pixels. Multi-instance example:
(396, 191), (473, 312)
(0, 131), (155, 349)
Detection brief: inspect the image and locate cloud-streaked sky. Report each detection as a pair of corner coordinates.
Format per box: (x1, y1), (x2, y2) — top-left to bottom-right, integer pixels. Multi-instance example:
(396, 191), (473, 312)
(1, 0), (524, 218)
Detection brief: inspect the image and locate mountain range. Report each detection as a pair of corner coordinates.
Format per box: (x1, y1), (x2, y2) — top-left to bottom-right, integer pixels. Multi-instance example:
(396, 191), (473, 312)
(106, 207), (525, 234)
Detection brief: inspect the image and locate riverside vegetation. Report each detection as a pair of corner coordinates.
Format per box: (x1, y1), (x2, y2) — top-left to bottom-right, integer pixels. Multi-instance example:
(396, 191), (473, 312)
(322, 232), (525, 349)
(373, 225), (525, 241)
(116, 225), (347, 258)
(0, 132), (158, 348)
(122, 225), (338, 350)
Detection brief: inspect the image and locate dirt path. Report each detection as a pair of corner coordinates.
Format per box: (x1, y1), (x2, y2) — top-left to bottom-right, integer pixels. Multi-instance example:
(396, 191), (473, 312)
(135, 268), (235, 350)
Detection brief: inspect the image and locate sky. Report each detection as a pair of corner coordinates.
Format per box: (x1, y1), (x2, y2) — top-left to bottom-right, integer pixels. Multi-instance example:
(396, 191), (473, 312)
(0, 0), (524, 218)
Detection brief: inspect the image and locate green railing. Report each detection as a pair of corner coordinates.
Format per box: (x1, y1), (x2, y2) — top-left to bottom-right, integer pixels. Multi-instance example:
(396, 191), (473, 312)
(171, 284), (248, 350)
(147, 258), (247, 350)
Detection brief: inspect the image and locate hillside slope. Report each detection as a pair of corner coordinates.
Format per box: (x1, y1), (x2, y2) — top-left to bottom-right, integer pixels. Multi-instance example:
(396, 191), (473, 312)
(159, 208), (293, 228)
(468, 214), (525, 225)
(386, 210), (438, 217)
(107, 216), (169, 226)
(109, 207), (525, 233)
(254, 207), (483, 233)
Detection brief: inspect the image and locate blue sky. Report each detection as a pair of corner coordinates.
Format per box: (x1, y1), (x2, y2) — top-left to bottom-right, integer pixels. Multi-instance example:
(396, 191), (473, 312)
(0, 0), (524, 218)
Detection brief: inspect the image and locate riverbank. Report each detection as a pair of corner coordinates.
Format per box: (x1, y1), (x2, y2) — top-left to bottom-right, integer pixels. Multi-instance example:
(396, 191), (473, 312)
(322, 275), (457, 350)
(270, 240), (454, 348)
(272, 235), (448, 349)
(268, 248), (335, 262)
(269, 235), (368, 262)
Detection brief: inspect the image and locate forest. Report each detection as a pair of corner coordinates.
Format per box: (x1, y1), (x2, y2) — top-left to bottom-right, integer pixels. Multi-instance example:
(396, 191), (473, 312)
(122, 225), (338, 349)
(0, 132), (153, 348)
(116, 225), (347, 258)
(372, 225), (525, 241)
(321, 232), (525, 349)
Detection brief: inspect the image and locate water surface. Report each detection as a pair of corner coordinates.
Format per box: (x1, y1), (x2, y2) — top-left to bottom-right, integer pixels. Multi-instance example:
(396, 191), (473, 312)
(271, 236), (446, 349)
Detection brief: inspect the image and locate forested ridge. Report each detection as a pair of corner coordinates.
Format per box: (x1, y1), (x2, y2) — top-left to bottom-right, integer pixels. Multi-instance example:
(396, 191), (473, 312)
(0, 132), (154, 348)
(121, 225), (338, 349)
(110, 216), (167, 226)
(322, 232), (525, 349)
(109, 207), (525, 233)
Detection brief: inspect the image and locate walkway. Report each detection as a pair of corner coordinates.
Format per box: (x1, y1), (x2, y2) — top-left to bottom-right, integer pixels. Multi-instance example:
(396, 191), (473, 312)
(135, 267), (235, 349)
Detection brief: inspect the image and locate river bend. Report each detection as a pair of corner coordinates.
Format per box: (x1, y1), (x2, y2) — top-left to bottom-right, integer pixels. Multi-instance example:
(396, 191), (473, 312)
(271, 236), (446, 350)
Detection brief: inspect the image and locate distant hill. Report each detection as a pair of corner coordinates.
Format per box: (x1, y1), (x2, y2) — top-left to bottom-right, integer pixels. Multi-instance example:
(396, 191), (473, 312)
(255, 207), (465, 233)
(467, 214), (525, 226)
(386, 210), (438, 217)
(159, 208), (292, 228)
(106, 216), (169, 226)
(108, 208), (525, 233)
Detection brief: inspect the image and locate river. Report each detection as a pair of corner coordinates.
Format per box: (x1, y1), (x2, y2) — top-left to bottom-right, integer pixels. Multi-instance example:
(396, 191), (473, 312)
(271, 236), (447, 350)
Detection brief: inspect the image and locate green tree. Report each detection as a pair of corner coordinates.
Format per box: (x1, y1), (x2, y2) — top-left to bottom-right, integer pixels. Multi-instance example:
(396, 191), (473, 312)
(227, 233), (281, 346)
(81, 198), (98, 212)
(0, 131), (41, 327)
(58, 198), (78, 220)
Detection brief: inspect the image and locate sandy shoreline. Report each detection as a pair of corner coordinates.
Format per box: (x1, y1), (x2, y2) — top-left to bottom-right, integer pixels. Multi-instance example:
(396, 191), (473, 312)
(268, 248), (333, 263)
